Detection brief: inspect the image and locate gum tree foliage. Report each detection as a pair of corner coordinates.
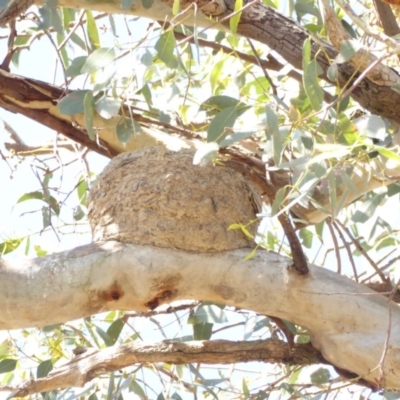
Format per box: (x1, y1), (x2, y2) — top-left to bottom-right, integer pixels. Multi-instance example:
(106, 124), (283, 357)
(1, 0), (400, 398)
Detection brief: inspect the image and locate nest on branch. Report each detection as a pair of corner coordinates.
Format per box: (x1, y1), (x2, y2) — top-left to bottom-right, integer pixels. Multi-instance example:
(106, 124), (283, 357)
(88, 147), (261, 252)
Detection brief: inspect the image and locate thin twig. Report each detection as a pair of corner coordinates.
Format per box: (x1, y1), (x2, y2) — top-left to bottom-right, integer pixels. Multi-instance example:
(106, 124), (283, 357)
(336, 220), (387, 282)
(327, 218), (342, 275)
(332, 220), (358, 281)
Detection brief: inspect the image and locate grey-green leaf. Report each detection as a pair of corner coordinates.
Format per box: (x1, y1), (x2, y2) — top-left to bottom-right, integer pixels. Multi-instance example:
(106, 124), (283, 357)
(207, 106), (238, 143)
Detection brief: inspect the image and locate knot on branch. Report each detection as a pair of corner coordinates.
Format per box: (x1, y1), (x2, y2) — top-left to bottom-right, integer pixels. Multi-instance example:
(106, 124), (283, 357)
(88, 146), (261, 252)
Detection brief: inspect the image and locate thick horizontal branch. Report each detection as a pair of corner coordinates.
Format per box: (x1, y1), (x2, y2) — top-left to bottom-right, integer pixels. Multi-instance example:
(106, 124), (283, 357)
(3, 339), (323, 397)
(1, 241), (400, 388)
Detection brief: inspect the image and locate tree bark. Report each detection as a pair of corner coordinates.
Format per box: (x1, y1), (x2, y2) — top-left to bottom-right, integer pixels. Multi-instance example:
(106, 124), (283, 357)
(1, 241), (399, 389)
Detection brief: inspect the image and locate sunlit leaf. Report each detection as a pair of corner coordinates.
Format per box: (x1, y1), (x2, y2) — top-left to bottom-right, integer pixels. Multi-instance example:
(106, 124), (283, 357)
(230, 0), (243, 34)
(0, 238), (23, 256)
(81, 47), (116, 74)
(86, 10), (100, 50)
(155, 31), (178, 69)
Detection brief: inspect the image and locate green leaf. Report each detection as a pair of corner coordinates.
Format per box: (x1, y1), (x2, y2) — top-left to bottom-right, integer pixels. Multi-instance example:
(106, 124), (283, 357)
(336, 39), (361, 63)
(265, 105), (283, 164)
(0, 359), (17, 374)
(303, 59), (323, 111)
(141, 0), (153, 8)
(375, 147), (400, 162)
(219, 129), (257, 147)
(34, 245), (48, 257)
(244, 246), (258, 261)
(17, 191), (60, 215)
(141, 50), (153, 67)
(188, 304), (228, 324)
(70, 32), (87, 50)
(107, 319), (124, 345)
(200, 95), (249, 117)
(242, 378), (250, 398)
(42, 206), (51, 229)
(172, 0), (180, 14)
(271, 186), (286, 216)
(192, 322), (213, 340)
(65, 56), (87, 78)
(310, 367), (331, 384)
(74, 205), (85, 221)
(207, 106), (238, 143)
(0, 238), (23, 256)
(230, 0), (243, 34)
(81, 47), (116, 74)
(121, 0), (134, 10)
(129, 380), (146, 397)
(58, 90), (90, 115)
(95, 325), (113, 347)
(37, 359), (53, 379)
(84, 90), (95, 141)
(155, 32), (178, 69)
(327, 62), (338, 81)
(77, 178), (88, 206)
(302, 38), (311, 71)
(299, 228), (313, 248)
(86, 10), (100, 50)
(210, 59), (225, 93)
(116, 117), (133, 143)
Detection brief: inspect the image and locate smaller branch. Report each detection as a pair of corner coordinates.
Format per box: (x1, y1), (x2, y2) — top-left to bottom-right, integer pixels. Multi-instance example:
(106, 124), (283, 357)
(3, 339), (323, 398)
(336, 221), (387, 282)
(327, 219), (342, 275)
(332, 220), (358, 281)
(4, 141), (75, 155)
(247, 39), (278, 96)
(373, 0), (400, 38)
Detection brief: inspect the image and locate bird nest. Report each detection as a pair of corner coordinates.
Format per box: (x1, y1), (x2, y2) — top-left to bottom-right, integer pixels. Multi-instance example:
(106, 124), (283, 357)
(88, 147), (261, 252)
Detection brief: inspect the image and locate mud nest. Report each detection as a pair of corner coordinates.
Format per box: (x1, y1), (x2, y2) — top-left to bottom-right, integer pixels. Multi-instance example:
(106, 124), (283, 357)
(88, 147), (261, 252)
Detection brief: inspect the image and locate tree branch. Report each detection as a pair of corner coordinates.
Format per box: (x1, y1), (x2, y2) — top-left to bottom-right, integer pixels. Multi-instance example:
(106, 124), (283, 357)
(2, 339), (323, 397)
(1, 241), (400, 388)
